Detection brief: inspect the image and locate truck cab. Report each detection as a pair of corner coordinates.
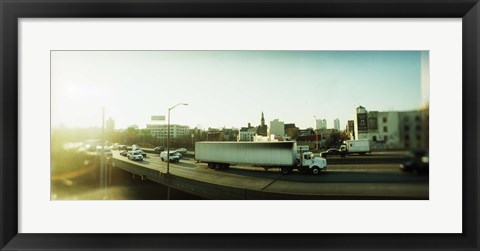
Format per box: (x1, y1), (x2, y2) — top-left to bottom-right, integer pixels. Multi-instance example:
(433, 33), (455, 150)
(298, 151), (328, 175)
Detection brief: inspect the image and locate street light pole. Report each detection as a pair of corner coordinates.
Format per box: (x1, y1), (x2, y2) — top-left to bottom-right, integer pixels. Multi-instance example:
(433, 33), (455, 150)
(167, 103), (188, 175)
(166, 103), (188, 200)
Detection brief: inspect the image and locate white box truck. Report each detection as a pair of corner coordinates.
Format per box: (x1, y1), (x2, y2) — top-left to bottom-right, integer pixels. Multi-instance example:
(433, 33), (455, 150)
(340, 139), (370, 155)
(195, 141), (327, 175)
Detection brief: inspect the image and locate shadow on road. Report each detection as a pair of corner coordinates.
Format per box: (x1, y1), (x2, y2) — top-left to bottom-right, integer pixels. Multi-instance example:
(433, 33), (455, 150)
(175, 161), (196, 168)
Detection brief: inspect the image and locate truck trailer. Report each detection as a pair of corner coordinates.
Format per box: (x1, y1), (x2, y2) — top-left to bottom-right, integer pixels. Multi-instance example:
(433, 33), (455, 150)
(340, 139), (371, 155)
(195, 141), (327, 175)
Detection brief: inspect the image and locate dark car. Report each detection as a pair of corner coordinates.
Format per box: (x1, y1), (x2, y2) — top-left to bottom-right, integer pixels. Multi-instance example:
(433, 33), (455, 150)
(400, 150), (429, 175)
(320, 148), (345, 158)
(154, 146), (165, 152)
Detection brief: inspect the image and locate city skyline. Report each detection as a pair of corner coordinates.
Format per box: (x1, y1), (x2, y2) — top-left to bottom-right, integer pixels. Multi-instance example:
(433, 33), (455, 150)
(51, 50), (428, 130)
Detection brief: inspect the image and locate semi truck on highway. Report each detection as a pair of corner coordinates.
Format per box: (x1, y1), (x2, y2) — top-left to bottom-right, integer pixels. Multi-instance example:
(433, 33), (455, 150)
(195, 141), (327, 175)
(340, 139), (370, 155)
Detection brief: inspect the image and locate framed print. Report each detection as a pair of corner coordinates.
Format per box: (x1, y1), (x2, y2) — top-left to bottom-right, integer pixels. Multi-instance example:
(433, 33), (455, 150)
(1, 0), (479, 250)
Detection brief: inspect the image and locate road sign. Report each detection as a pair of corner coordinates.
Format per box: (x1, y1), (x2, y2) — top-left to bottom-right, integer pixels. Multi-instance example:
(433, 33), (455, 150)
(298, 145), (309, 151)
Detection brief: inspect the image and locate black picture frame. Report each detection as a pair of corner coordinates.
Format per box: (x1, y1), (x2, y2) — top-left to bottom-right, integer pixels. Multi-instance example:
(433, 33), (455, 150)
(1, 0), (479, 250)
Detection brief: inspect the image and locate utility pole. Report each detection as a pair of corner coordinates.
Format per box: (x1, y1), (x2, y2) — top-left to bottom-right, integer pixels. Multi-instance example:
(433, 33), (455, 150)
(166, 103), (188, 200)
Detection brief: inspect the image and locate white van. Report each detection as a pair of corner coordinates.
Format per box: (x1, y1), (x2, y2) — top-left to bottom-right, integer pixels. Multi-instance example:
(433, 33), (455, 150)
(160, 151), (180, 163)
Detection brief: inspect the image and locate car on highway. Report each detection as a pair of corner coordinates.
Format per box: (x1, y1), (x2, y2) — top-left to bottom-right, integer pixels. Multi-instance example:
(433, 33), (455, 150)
(320, 148), (346, 158)
(173, 151), (182, 159)
(400, 150), (429, 175)
(120, 150), (128, 156)
(135, 149), (147, 157)
(127, 151), (144, 161)
(154, 146), (165, 152)
(160, 151), (180, 163)
(175, 148), (187, 154)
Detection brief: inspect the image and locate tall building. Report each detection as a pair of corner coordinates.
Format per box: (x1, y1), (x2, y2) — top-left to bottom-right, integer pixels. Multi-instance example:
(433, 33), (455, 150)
(334, 118), (340, 130)
(146, 124), (190, 139)
(316, 119), (327, 129)
(269, 119), (285, 137)
(106, 118), (115, 132)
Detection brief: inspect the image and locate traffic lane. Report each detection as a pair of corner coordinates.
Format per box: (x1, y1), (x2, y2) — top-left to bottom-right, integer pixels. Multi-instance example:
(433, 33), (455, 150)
(113, 152), (428, 198)
(115, 151), (426, 184)
(277, 168), (428, 183)
(113, 151), (284, 191)
(168, 161), (428, 199)
(195, 162), (428, 183)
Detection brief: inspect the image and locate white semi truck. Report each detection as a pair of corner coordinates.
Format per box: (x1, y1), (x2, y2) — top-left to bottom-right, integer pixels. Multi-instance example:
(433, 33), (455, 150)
(195, 141), (327, 175)
(340, 139), (371, 155)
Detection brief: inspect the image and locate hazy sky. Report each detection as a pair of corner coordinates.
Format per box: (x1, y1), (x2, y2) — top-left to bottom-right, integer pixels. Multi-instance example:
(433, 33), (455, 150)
(51, 50), (427, 130)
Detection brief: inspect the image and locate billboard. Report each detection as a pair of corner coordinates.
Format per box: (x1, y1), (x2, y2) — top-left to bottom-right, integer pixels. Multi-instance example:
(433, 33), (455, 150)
(357, 113), (368, 132)
(151, 115), (165, 121)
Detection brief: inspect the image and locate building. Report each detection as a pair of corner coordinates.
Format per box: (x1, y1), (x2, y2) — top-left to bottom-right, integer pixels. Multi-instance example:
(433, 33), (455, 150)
(238, 123), (257, 141)
(106, 118), (115, 132)
(221, 128), (239, 141)
(284, 123), (299, 139)
(146, 124), (190, 139)
(346, 120), (355, 139)
(334, 118), (340, 130)
(256, 112), (268, 136)
(398, 111), (428, 150)
(353, 105), (428, 150)
(316, 119), (327, 129)
(269, 119), (285, 137)
(206, 128), (222, 141)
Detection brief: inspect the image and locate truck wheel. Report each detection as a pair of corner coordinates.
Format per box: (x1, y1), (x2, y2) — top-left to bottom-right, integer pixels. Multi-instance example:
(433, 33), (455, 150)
(208, 163), (215, 169)
(161, 158), (164, 161)
(311, 166), (321, 175)
(281, 167), (292, 174)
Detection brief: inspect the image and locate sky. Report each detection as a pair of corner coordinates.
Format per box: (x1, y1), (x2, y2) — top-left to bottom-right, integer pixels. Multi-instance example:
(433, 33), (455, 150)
(51, 50), (428, 130)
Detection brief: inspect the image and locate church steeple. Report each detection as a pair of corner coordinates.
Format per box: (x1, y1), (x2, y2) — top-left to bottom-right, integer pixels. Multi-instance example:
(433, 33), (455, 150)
(256, 111), (268, 137)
